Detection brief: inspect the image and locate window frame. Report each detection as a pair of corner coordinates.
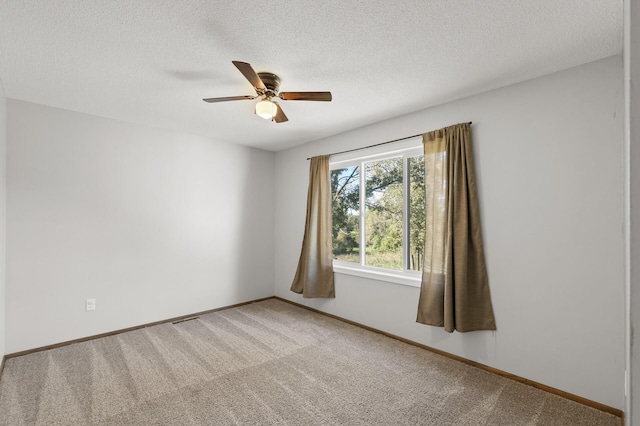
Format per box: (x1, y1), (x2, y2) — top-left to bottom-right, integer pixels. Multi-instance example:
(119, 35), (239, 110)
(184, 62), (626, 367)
(330, 137), (423, 288)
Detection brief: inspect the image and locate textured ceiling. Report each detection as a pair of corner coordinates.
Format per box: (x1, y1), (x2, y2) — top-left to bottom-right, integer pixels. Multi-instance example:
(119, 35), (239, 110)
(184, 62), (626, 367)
(0, 1), (623, 151)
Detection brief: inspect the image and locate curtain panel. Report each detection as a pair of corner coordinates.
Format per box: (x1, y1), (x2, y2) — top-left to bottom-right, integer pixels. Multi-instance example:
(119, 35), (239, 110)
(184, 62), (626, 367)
(290, 155), (335, 298)
(417, 123), (496, 332)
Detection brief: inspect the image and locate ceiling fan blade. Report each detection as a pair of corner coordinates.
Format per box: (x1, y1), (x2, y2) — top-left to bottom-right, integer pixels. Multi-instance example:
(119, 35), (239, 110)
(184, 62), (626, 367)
(273, 102), (288, 123)
(278, 92), (332, 102)
(232, 61), (266, 91)
(203, 95), (256, 103)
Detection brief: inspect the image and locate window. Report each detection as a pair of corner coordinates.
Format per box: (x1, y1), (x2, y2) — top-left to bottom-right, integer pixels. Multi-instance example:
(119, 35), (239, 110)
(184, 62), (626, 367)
(330, 140), (425, 284)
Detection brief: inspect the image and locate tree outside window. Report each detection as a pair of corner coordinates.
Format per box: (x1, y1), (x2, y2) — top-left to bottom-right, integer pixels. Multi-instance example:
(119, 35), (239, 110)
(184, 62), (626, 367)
(331, 151), (425, 273)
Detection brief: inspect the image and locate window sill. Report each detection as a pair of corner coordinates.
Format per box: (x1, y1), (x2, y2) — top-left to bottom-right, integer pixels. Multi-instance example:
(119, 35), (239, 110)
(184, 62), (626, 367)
(332, 263), (421, 288)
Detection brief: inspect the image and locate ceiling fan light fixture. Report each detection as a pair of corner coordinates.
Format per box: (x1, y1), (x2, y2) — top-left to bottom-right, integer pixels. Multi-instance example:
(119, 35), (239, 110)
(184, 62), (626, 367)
(255, 99), (277, 120)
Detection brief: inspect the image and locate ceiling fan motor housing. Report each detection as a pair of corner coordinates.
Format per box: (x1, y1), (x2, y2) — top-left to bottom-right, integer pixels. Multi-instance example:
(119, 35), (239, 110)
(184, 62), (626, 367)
(257, 72), (281, 97)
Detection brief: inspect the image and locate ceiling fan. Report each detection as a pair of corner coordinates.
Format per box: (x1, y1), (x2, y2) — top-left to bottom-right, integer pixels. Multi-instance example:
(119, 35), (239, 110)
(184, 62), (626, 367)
(203, 61), (332, 123)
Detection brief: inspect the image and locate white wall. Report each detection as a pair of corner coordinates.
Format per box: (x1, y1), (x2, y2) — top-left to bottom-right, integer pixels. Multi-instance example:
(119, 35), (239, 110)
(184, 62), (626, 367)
(274, 56), (625, 409)
(0, 82), (6, 359)
(5, 101), (275, 353)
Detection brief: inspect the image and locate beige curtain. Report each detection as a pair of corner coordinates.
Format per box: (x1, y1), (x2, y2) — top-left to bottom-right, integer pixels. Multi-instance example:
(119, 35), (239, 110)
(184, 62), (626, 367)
(417, 123), (496, 332)
(290, 155), (335, 298)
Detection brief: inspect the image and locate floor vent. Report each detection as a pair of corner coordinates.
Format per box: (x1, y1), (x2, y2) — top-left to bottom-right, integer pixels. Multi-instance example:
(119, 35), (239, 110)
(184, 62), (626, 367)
(172, 317), (200, 325)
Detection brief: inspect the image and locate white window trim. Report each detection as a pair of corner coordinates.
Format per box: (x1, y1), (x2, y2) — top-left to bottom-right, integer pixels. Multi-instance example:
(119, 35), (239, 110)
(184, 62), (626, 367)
(330, 138), (423, 167)
(330, 136), (423, 287)
(333, 261), (421, 287)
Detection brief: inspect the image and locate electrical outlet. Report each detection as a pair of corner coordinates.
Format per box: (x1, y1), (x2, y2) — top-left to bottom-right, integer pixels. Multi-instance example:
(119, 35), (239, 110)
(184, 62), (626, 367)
(86, 298), (96, 311)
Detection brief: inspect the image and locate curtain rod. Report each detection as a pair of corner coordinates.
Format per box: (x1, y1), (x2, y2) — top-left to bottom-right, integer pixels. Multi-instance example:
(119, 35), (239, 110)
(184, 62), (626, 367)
(307, 122), (472, 160)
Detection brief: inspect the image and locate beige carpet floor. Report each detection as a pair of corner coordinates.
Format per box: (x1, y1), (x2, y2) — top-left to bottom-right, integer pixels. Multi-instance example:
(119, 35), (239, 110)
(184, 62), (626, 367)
(0, 298), (621, 425)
